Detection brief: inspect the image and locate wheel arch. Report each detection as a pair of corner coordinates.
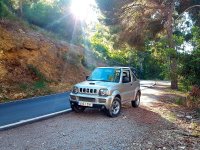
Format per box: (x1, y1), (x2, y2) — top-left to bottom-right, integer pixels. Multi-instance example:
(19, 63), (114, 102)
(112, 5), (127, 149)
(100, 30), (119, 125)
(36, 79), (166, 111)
(138, 89), (141, 96)
(111, 90), (121, 103)
(115, 94), (121, 100)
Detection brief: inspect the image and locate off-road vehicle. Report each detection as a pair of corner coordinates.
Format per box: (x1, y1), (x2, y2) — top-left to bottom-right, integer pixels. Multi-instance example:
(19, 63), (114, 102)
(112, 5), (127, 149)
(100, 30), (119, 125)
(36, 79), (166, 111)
(69, 67), (141, 117)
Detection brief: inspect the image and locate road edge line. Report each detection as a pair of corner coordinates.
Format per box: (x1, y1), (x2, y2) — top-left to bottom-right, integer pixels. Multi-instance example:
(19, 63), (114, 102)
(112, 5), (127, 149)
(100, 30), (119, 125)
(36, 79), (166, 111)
(0, 108), (72, 130)
(0, 92), (71, 105)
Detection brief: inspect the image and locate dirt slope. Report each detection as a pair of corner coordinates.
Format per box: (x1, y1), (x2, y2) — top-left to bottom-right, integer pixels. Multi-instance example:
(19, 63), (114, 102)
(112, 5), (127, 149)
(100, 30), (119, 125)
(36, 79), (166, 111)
(0, 19), (88, 102)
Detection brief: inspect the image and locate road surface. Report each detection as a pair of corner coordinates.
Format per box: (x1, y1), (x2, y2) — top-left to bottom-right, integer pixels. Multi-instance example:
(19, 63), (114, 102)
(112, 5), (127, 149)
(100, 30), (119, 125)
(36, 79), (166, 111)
(0, 93), (71, 130)
(0, 80), (156, 130)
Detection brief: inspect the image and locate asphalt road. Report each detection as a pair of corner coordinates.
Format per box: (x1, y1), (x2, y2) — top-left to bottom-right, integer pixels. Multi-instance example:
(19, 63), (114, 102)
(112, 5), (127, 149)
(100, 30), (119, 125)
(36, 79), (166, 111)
(0, 80), (156, 130)
(0, 92), (71, 129)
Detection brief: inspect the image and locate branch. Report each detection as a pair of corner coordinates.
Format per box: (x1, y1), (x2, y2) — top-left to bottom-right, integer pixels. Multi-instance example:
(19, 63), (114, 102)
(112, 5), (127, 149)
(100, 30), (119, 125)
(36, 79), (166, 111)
(122, 3), (165, 12)
(175, 5), (200, 22)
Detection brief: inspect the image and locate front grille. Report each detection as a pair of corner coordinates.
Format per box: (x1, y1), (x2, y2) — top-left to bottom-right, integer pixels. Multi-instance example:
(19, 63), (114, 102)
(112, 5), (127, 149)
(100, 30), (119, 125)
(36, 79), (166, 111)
(79, 88), (97, 94)
(79, 97), (96, 102)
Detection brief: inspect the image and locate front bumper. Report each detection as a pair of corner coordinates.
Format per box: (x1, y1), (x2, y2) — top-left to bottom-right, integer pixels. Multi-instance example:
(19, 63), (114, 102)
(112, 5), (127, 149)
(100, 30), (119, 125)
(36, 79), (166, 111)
(69, 93), (113, 109)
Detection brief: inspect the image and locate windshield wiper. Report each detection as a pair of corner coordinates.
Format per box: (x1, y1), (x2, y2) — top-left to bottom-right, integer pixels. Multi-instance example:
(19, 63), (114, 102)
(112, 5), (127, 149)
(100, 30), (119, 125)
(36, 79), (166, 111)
(88, 79), (111, 82)
(87, 79), (97, 81)
(97, 80), (111, 82)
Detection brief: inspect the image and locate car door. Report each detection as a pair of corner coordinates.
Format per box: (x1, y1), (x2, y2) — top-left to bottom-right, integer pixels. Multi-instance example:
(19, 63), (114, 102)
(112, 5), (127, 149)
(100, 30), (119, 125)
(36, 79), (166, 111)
(131, 71), (139, 100)
(120, 69), (134, 103)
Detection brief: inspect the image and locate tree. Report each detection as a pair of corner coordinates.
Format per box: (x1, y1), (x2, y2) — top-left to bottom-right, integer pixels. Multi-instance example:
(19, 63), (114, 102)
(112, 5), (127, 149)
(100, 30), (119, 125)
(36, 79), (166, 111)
(96, 0), (200, 89)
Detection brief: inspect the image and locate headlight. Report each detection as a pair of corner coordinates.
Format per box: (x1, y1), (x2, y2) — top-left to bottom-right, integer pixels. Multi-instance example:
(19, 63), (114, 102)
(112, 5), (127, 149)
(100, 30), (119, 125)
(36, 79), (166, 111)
(72, 86), (79, 94)
(99, 88), (109, 96)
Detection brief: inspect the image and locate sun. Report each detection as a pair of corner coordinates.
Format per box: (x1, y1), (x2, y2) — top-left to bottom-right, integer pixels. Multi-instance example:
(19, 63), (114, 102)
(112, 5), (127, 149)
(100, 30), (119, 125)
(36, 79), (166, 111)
(70, 0), (97, 22)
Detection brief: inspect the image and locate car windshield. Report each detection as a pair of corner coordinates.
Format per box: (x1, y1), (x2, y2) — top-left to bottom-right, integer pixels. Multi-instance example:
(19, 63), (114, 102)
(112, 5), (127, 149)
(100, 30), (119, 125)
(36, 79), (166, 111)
(87, 68), (121, 83)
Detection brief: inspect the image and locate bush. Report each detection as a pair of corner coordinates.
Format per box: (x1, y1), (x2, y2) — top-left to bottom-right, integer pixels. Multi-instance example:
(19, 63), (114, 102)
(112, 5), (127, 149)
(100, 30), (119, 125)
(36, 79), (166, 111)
(33, 80), (46, 90)
(175, 97), (185, 105)
(27, 64), (46, 81)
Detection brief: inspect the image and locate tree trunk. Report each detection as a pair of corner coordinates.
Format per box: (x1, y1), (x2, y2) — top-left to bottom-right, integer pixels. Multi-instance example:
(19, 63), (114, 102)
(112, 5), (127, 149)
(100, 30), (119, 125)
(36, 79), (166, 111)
(170, 57), (178, 89)
(166, 1), (178, 89)
(19, 0), (23, 17)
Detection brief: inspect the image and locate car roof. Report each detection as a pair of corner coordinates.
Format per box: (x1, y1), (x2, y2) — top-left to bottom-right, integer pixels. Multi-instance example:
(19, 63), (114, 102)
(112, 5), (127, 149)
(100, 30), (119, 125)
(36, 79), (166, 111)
(97, 67), (130, 69)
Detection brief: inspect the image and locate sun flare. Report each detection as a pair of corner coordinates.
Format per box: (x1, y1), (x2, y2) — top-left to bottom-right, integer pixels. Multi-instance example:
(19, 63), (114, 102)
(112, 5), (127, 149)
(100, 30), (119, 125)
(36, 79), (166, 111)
(70, 0), (97, 22)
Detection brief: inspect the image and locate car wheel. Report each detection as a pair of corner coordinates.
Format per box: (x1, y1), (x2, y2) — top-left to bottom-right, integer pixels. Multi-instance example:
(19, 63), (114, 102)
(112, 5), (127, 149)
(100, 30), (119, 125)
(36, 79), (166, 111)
(107, 97), (121, 117)
(71, 104), (85, 113)
(132, 92), (140, 107)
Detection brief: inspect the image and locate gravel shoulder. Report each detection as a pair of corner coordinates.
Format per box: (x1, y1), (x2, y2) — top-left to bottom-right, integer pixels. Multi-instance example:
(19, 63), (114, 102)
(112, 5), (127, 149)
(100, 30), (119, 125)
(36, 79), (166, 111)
(0, 83), (199, 150)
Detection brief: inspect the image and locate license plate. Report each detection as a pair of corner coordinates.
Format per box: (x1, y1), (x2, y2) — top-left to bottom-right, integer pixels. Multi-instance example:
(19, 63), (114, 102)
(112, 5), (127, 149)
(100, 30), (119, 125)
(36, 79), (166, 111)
(78, 101), (93, 107)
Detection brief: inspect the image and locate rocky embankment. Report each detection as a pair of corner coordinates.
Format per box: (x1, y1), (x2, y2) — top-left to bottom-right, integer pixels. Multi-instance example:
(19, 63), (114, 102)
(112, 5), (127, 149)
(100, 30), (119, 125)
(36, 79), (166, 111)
(0, 19), (88, 101)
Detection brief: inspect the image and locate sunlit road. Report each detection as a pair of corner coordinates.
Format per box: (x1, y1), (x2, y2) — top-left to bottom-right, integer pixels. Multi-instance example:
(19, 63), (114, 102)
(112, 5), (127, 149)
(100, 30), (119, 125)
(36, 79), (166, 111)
(0, 80), (157, 130)
(140, 80), (170, 105)
(140, 80), (155, 90)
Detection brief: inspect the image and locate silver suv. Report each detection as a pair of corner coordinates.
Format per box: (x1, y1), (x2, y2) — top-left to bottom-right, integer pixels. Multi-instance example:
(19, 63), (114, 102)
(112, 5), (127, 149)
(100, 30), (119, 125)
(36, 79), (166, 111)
(70, 67), (141, 117)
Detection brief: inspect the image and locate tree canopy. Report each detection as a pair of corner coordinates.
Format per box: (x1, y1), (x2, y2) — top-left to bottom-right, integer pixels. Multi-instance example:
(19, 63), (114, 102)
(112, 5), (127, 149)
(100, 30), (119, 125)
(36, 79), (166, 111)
(96, 0), (200, 89)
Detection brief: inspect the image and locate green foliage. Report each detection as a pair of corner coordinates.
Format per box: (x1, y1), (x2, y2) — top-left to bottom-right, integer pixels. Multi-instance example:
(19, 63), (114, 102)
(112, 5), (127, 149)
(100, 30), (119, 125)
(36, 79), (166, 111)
(179, 50), (200, 87)
(89, 23), (168, 80)
(0, 0), (15, 19)
(178, 81), (191, 92)
(27, 64), (46, 81)
(19, 83), (29, 91)
(179, 27), (200, 88)
(175, 97), (184, 105)
(141, 52), (166, 80)
(18, 65), (51, 96)
(33, 80), (46, 90)
(22, 1), (75, 40)
(2, 0), (82, 42)
(26, 64), (49, 91)
(23, 1), (59, 26)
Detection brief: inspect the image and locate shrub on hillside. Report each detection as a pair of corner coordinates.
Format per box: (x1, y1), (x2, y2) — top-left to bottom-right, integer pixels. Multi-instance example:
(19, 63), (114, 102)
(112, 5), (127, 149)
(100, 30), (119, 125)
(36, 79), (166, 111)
(186, 85), (200, 108)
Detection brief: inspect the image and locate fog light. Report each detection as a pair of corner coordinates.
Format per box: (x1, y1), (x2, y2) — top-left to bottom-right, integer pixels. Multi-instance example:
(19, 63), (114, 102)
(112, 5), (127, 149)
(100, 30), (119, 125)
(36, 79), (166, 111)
(101, 106), (105, 109)
(70, 95), (76, 100)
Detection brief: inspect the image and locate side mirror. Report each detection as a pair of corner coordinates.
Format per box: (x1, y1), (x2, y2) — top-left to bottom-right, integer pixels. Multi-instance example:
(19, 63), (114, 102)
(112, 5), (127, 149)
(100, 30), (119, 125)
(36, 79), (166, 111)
(86, 76), (89, 80)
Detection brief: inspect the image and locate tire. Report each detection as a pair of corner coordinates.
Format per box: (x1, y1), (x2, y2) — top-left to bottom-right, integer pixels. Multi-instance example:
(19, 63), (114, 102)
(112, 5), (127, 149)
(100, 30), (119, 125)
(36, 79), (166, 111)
(132, 92), (140, 108)
(71, 104), (85, 113)
(107, 97), (121, 117)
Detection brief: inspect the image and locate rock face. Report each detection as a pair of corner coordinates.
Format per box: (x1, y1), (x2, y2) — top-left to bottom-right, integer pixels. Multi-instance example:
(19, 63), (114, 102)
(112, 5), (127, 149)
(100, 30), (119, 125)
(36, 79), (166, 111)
(0, 19), (88, 100)
(23, 38), (39, 50)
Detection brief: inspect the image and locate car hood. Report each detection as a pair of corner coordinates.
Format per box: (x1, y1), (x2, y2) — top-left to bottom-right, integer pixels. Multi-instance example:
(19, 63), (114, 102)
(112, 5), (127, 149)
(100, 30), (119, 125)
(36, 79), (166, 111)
(76, 80), (117, 88)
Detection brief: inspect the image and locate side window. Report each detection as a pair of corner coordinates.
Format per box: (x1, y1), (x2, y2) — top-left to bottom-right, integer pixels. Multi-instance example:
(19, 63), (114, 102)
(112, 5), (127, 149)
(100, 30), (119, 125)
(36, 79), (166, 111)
(122, 70), (131, 83)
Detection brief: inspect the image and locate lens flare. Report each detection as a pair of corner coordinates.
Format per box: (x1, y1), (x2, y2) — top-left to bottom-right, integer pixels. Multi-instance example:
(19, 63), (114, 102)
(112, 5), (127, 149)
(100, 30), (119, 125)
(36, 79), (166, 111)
(70, 0), (97, 23)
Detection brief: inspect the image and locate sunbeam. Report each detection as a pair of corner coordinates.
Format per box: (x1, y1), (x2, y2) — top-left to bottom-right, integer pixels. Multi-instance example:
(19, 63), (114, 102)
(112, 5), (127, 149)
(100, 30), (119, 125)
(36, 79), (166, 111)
(70, 0), (97, 23)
